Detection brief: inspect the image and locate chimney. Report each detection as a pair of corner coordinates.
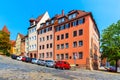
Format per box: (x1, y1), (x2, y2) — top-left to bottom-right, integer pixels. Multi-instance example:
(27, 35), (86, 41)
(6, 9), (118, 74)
(62, 10), (64, 16)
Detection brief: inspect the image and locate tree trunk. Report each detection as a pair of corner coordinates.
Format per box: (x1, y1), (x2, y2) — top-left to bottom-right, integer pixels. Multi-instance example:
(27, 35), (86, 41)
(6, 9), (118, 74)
(115, 59), (118, 72)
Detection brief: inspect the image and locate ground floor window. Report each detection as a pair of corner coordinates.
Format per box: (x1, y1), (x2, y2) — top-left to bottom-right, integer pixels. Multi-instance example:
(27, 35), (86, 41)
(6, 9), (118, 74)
(50, 52), (52, 58)
(56, 54), (60, 60)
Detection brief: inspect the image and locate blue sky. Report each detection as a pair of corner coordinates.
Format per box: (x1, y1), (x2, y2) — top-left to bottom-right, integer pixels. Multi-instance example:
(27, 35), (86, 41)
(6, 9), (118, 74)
(0, 0), (120, 40)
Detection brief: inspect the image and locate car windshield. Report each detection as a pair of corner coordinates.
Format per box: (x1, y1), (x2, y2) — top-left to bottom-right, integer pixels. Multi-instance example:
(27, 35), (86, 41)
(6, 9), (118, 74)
(46, 60), (54, 62)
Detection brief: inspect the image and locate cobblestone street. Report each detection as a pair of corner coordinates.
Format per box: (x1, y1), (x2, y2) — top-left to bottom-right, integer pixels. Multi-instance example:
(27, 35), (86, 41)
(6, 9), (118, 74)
(0, 55), (120, 80)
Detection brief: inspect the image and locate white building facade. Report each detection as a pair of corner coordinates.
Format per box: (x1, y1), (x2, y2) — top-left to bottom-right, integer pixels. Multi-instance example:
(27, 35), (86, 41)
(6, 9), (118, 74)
(28, 12), (50, 58)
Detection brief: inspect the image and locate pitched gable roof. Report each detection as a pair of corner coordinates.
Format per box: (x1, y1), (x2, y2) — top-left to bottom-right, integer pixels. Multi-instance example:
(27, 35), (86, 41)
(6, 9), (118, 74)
(10, 40), (16, 47)
(36, 14), (44, 23)
(2, 25), (10, 35)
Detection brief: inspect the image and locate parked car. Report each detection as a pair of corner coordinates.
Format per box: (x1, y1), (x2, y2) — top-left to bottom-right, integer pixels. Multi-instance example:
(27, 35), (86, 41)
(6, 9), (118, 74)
(25, 57), (32, 63)
(40, 60), (46, 66)
(17, 56), (23, 61)
(45, 60), (55, 68)
(31, 58), (38, 64)
(37, 59), (42, 65)
(11, 54), (18, 59)
(54, 61), (71, 70)
(21, 57), (26, 62)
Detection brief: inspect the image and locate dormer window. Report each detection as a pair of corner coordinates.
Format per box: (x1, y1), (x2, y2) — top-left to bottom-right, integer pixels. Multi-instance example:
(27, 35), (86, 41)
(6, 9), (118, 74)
(58, 18), (65, 24)
(46, 22), (49, 26)
(68, 13), (77, 20)
(30, 22), (34, 26)
(51, 20), (54, 24)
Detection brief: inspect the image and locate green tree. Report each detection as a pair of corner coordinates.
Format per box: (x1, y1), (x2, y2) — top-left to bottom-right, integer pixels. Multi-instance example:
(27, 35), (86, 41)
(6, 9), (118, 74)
(0, 31), (11, 55)
(101, 20), (120, 72)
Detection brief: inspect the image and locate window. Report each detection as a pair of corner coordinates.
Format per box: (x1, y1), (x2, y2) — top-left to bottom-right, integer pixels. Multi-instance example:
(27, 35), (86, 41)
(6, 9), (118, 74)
(50, 52), (52, 58)
(42, 53), (44, 58)
(65, 23), (70, 29)
(34, 36), (36, 40)
(46, 27), (48, 32)
(61, 25), (65, 30)
(42, 29), (44, 34)
(57, 45), (60, 50)
(78, 18), (85, 24)
(62, 18), (65, 22)
(44, 28), (46, 33)
(40, 38), (42, 42)
(58, 18), (65, 23)
(50, 35), (52, 39)
(47, 44), (49, 48)
(79, 29), (83, 35)
(57, 54), (60, 60)
(68, 13), (77, 20)
(51, 20), (54, 24)
(50, 43), (52, 48)
(47, 36), (49, 40)
(79, 52), (83, 59)
(72, 21), (77, 26)
(56, 27), (59, 32)
(68, 15), (72, 20)
(65, 43), (69, 48)
(61, 54), (64, 60)
(39, 46), (41, 50)
(61, 44), (64, 49)
(49, 27), (52, 31)
(65, 33), (69, 39)
(46, 52), (49, 58)
(61, 34), (64, 39)
(73, 41), (77, 47)
(39, 30), (42, 34)
(73, 52), (77, 59)
(79, 41), (83, 47)
(73, 13), (77, 18)
(65, 53), (69, 59)
(42, 45), (44, 49)
(59, 26), (61, 31)
(39, 54), (41, 58)
(43, 37), (45, 41)
(35, 44), (36, 48)
(57, 35), (60, 40)
(73, 31), (77, 37)
(29, 30), (31, 33)
(46, 22), (49, 26)
(29, 37), (31, 41)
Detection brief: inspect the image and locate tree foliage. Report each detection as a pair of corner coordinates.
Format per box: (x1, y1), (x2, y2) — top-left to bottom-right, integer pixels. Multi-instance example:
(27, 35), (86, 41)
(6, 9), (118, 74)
(0, 31), (11, 55)
(101, 20), (120, 71)
(101, 20), (120, 60)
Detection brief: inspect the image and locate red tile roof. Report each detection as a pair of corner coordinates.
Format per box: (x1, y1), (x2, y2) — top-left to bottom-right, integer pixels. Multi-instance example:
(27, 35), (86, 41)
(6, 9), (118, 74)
(2, 25), (10, 35)
(10, 40), (16, 47)
(36, 14), (44, 23)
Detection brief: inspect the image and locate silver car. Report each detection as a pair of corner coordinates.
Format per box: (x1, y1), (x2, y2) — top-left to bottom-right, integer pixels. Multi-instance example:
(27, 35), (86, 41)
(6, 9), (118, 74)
(31, 58), (38, 64)
(45, 60), (55, 68)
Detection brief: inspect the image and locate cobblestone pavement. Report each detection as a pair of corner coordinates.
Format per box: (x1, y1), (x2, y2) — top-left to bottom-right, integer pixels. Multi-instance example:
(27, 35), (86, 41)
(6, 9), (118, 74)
(0, 55), (120, 80)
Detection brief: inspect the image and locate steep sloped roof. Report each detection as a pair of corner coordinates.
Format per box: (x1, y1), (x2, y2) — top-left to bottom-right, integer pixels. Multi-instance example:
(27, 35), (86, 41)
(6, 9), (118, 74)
(36, 14), (44, 23)
(2, 25), (10, 35)
(10, 40), (16, 47)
